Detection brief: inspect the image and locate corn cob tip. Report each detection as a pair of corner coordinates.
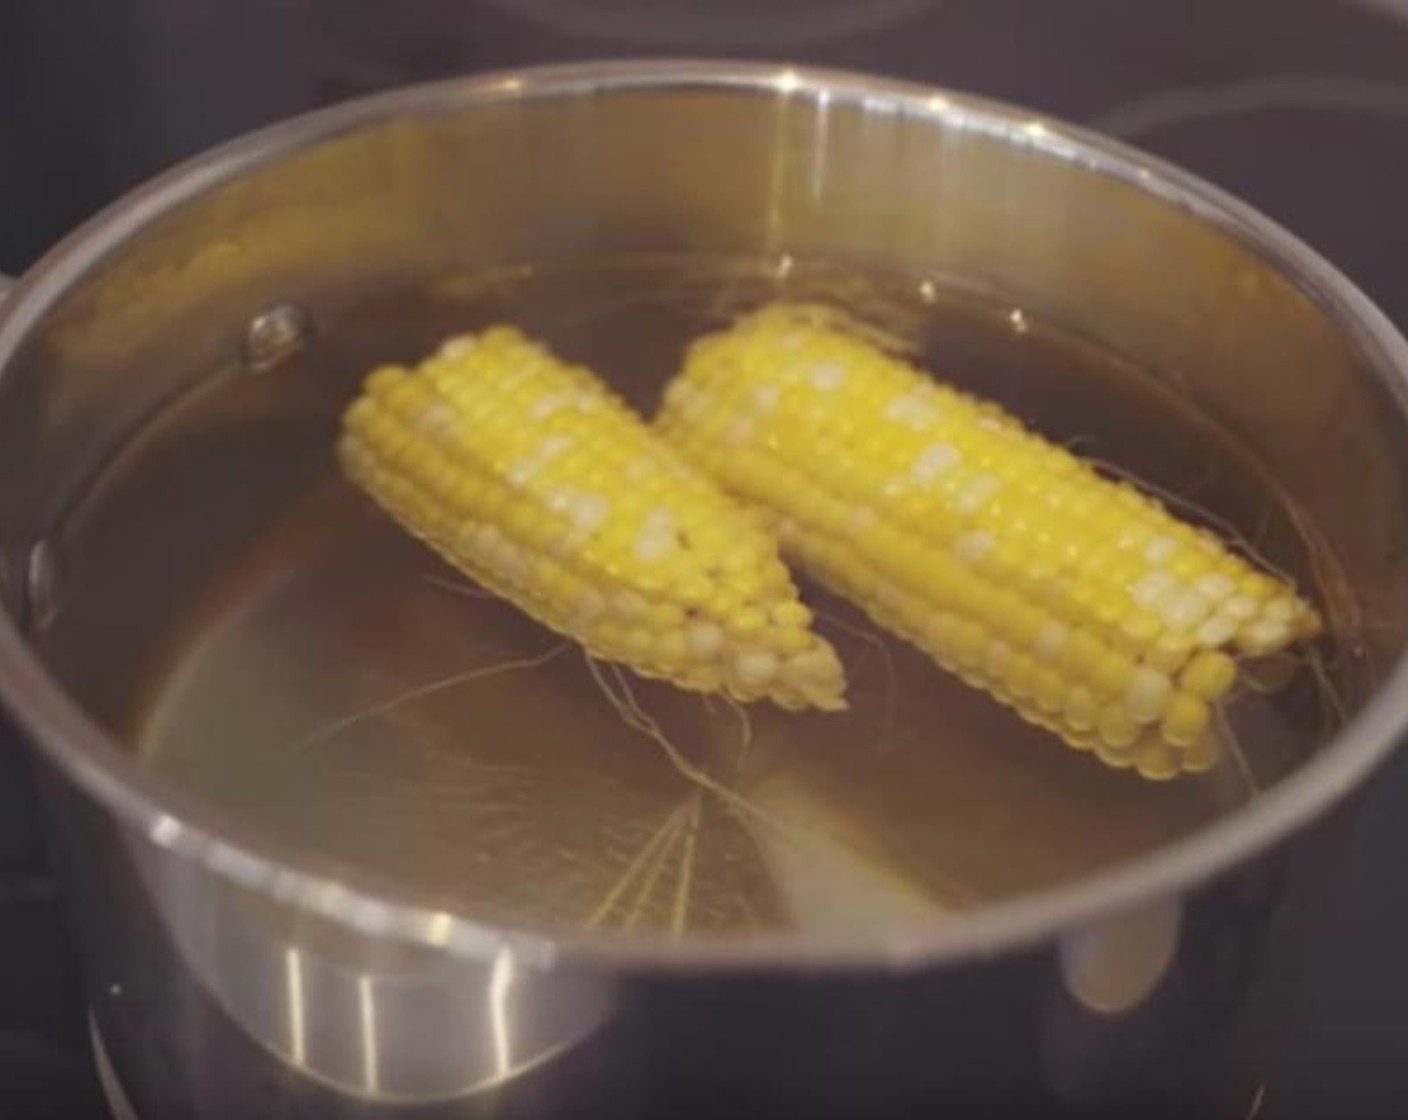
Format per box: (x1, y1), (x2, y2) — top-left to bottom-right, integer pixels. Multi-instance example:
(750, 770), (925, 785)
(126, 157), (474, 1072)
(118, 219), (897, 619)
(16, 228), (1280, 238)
(340, 324), (847, 712)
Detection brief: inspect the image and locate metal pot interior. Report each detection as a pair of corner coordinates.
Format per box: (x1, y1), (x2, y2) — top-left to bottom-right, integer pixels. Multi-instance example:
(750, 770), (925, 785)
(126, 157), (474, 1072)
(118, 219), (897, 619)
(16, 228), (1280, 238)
(3, 66), (1406, 950)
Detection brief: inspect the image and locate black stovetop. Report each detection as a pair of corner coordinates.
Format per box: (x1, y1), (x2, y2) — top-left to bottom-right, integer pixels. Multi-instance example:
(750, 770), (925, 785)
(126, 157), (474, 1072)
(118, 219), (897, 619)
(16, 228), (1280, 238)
(5, 1), (1408, 1116)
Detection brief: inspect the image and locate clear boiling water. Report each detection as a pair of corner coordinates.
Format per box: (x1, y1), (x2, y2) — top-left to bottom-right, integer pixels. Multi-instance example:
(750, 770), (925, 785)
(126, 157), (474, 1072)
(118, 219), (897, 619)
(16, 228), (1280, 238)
(40, 255), (1360, 939)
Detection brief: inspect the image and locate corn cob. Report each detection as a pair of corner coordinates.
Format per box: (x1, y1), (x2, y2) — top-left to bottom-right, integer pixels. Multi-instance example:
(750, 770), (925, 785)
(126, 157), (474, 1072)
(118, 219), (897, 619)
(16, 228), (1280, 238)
(656, 303), (1322, 779)
(338, 325), (845, 711)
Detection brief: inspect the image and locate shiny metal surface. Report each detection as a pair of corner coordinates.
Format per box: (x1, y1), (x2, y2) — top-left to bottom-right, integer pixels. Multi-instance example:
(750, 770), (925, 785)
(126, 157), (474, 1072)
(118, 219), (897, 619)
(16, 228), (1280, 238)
(127, 829), (616, 1100)
(1, 62), (1407, 1117)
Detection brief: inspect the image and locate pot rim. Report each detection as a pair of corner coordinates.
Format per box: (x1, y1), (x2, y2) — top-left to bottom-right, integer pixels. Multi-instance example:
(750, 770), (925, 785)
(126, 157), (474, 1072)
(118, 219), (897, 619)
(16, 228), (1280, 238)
(1, 58), (1405, 974)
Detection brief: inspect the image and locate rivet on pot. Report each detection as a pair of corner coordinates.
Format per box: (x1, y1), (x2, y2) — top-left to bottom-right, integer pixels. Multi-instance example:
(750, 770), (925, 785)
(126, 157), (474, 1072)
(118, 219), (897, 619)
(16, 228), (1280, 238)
(1058, 897), (1182, 1015)
(243, 303), (314, 372)
(24, 539), (62, 629)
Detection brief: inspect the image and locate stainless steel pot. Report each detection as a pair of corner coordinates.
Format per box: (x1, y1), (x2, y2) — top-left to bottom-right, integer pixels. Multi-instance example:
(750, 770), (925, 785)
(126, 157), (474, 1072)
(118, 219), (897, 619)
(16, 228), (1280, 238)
(2, 60), (1408, 1119)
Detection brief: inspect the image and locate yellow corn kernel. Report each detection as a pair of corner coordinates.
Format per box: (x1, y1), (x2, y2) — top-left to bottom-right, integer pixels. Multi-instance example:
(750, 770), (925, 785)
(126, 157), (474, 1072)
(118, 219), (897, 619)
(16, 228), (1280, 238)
(340, 325), (845, 710)
(1133, 738), (1182, 781)
(1161, 693), (1211, 748)
(656, 303), (1322, 778)
(1179, 650), (1238, 701)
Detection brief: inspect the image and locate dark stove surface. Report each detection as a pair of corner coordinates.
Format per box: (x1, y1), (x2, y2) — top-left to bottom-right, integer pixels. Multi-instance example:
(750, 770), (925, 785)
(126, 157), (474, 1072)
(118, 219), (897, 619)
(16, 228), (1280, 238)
(4, 1), (1408, 1116)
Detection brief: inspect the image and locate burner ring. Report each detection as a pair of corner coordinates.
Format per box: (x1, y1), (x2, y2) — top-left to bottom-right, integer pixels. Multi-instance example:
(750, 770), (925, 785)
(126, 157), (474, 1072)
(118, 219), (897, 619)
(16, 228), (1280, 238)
(476, 0), (942, 49)
(89, 1015), (141, 1120)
